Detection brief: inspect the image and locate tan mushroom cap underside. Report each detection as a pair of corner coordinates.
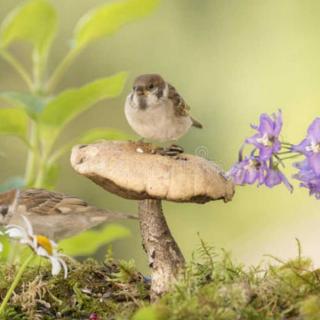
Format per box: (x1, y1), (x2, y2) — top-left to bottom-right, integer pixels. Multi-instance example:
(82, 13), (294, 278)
(71, 141), (235, 204)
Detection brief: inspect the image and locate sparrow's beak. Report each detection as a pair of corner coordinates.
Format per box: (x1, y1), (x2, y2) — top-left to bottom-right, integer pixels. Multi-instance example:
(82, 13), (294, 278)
(135, 86), (145, 96)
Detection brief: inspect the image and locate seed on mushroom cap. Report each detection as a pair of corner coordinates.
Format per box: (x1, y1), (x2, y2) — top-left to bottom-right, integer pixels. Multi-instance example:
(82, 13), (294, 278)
(71, 141), (235, 299)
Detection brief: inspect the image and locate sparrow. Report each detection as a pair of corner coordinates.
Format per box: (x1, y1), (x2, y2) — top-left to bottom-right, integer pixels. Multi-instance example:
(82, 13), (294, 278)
(125, 74), (203, 144)
(0, 188), (135, 241)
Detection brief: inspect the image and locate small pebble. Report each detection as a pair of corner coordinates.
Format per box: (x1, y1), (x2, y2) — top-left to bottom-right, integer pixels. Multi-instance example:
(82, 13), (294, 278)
(143, 275), (152, 284)
(136, 147), (144, 153)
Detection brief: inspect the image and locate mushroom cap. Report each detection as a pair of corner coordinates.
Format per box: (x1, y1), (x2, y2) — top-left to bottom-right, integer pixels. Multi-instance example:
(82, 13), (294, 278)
(70, 141), (235, 204)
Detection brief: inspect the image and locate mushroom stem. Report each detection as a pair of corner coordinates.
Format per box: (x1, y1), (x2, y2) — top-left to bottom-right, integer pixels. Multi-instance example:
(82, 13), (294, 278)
(138, 199), (185, 300)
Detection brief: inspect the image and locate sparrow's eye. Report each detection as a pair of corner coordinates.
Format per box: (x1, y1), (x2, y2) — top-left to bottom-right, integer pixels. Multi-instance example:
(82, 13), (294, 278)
(0, 206), (8, 217)
(132, 86), (136, 91)
(148, 84), (154, 90)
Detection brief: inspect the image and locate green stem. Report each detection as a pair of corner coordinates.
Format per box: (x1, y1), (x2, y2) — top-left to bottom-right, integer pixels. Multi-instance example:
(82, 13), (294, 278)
(24, 121), (39, 186)
(34, 160), (46, 188)
(35, 138), (56, 188)
(0, 50), (33, 90)
(278, 154), (303, 161)
(0, 254), (34, 315)
(32, 52), (43, 94)
(35, 135), (73, 188)
(34, 139), (54, 188)
(277, 150), (300, 155)
(46, 49), (79, 93)
(274, 154), (285, 168)
(48, 139), (77, 164)
(32, 51), (49, 94)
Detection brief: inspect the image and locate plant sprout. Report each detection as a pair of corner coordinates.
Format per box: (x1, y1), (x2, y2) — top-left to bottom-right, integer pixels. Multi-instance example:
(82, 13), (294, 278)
(0, 0), (159, 190)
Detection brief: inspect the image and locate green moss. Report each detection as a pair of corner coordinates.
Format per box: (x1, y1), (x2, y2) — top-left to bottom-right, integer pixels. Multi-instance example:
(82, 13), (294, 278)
(0, 256), (148, 319)
(1, 242), (320, 319)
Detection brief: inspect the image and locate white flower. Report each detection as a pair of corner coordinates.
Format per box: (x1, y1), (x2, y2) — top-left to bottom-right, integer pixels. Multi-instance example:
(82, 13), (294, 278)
(34, 235), (68, 277)
(5, 216), (68, 278)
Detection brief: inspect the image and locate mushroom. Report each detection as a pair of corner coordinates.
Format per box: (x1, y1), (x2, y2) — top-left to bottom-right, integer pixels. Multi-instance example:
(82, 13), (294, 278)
(70, 141), (234, 299)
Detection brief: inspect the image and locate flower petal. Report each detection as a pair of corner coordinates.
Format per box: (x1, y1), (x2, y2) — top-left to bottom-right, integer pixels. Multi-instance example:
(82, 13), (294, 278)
(259, 147), (274, 161)
(49, 256), (61, 276)
(258, 114), (274, 134)
(273, 110), (283, 136)
(5, 227), (25, 239)
(307, 118), (320, 142)
(58, 257), (68, 279)
(36, 246), (49, 257)
(292, 139), (310, 154)
(21, 215), (34, 237)
(264, 167), (293, 192)
(307, 153), (320, 175)
(50, 240), (58, 248)
(280, 172), (294, 192)
(244, 167), (259, 184)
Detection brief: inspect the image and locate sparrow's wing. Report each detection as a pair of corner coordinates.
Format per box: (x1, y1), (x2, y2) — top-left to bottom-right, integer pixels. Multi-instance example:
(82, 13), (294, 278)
(168, 84), (190, 117)
(168, 84), (203, 129)
(1, 188), (136, 240)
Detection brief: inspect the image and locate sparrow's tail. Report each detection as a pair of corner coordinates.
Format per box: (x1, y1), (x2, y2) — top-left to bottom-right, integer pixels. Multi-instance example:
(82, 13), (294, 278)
(95, 209), (138, 221)
(191, 117), (203, 129)
(32, 209), (137, 241)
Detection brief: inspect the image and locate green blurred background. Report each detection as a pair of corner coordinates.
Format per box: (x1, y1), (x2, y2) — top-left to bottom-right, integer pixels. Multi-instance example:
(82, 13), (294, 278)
(1, 0), (320, 273)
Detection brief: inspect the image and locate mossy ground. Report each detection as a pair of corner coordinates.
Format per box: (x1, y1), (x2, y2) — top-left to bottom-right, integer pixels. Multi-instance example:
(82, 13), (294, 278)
(1, 241), (320, 320)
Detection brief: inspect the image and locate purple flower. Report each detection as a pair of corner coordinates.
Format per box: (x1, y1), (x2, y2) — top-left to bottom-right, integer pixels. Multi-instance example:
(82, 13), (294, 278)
(264, 163), (293, 192)
(229, 156), (293, 192)
(231, 110), (299, 193)
(246, 110), (282, 160)
(229, 157), (265, 185)
(292, 118), (320, 174)
(293, 160), (320, 199)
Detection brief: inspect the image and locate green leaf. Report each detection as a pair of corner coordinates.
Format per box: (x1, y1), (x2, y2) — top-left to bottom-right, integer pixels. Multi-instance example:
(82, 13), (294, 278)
(0, 107), (28, 140)
(0, 91), (47, 119)
(59, 224), (130, 256)
(0, 0), (57, 58)
(79, 127), (130, 144)
(47, 128), (129, 164)
(73, 0), (160, 49)
(39, 72), (127, 144)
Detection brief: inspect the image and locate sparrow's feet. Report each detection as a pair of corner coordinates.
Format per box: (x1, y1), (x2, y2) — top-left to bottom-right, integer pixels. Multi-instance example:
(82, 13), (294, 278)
(169, 144), (184, 154)
(153, 144), (184, 157)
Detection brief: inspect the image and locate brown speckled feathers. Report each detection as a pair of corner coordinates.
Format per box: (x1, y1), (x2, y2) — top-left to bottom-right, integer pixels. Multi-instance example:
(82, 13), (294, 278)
(0, 189), (135, 240)
(168, 84), (203, 128)
(17, 189), (91, 215)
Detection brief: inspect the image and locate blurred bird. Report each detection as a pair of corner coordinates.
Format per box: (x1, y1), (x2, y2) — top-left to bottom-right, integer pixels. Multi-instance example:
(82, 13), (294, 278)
(125, 74), (202, 153)
(0, 188), (135, 241)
